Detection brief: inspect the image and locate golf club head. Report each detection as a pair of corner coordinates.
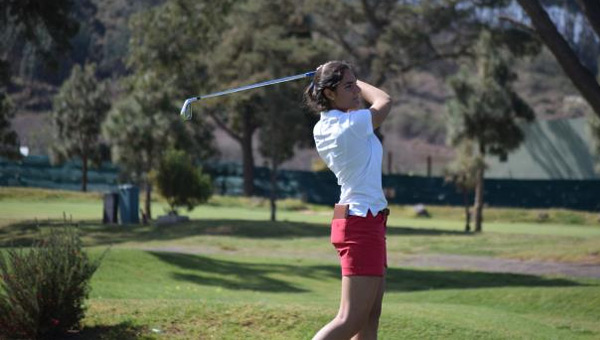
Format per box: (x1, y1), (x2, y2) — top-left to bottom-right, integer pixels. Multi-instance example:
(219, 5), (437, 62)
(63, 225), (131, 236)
(180, 98), (194, 121)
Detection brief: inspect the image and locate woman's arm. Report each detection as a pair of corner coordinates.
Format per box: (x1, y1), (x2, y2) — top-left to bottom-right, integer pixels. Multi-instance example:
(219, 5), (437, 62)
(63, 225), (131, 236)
(357, 80), (392, 129)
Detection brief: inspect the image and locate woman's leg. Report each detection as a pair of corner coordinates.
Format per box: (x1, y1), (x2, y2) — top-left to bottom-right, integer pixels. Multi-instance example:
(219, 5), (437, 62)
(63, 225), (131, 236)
(312, 276), (383, 340)
(351, 276), (385, 340)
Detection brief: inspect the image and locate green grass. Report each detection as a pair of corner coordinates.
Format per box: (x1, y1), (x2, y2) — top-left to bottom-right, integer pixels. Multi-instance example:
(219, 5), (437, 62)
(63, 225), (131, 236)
(1, 186), (599, 225)
(77, 248), (599, 339)
(1, 187), (600, 339)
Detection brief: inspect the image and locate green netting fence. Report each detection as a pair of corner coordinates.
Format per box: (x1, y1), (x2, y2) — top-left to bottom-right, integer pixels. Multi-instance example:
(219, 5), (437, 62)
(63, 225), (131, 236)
(0, 156), (120, 192)
(1, 156), (599, 211)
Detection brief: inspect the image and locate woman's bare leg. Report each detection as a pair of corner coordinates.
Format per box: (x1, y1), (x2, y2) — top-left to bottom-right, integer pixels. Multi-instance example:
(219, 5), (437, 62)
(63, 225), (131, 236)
(351, 277), (385, 340)
(312, 276), (383, 340)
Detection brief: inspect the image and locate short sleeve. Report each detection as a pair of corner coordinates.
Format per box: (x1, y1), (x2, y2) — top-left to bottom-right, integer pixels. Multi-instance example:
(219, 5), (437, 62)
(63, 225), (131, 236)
(348, 109), (373, 138)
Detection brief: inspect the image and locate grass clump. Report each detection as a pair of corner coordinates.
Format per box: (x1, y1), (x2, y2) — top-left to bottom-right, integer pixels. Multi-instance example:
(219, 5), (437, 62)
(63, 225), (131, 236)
(0, 227), (108, 339)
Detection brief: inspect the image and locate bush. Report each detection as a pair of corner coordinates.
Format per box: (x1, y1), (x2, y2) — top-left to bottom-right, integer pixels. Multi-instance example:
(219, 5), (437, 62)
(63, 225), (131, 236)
(0, 227), (108, 339)
(152, 149), (212, 213)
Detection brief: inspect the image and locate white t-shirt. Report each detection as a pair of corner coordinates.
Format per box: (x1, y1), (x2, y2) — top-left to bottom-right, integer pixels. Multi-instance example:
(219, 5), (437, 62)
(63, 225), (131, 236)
(313, 109), (387, 217)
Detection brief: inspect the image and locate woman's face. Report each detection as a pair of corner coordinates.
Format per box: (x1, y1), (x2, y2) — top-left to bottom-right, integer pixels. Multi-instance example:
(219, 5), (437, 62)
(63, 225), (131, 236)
(325, 69), (361, 112)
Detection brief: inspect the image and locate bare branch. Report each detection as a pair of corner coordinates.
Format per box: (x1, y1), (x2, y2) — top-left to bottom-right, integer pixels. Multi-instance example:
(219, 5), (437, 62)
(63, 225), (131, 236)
(498, 15), (536, 35)
(205, 110), (242, 143)
(517, 0), (600, 118)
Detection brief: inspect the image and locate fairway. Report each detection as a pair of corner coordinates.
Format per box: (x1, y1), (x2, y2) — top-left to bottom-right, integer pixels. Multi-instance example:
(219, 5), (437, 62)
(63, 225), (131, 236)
(5, 0), (600, 338)
(1, 188), (600, 339)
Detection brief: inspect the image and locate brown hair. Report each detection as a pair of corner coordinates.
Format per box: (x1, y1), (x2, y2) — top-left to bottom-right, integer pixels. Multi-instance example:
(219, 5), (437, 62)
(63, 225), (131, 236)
(304, 60), (354, 113)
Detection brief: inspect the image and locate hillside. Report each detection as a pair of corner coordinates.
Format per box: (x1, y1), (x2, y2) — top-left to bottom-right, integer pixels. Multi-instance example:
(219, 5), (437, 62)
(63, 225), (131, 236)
(10, 47), (595, 176)
(6, 1), (599, 177)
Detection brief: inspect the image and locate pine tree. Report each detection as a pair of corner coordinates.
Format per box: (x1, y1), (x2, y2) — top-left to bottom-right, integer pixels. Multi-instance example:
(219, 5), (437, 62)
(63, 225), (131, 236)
(106, 0), (224, 218)
(258, 85), (312, 221)
(127, 0), (321, 197)
(0, 0), (84, 159)
(201, 0), (322, 196)
(51, 63), (110, 191)
(446, 30), (535, 232)
(102, 72), (215, 221)
(443, 141), (482, 232)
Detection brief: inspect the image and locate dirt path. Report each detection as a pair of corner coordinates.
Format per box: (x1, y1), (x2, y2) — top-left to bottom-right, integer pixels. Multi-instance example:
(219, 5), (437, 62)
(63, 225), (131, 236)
(145, 246), (600, 279)
(393, 254), (600, 279)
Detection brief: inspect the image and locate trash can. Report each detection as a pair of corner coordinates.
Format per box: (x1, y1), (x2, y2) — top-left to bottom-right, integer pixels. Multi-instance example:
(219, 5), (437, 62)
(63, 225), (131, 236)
(118, 184), (140, 224)
(102, 192), (119, 224)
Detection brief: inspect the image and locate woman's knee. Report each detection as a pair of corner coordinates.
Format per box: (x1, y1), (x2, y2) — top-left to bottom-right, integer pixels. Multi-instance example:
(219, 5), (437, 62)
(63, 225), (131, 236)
(335, 310), (371, 332)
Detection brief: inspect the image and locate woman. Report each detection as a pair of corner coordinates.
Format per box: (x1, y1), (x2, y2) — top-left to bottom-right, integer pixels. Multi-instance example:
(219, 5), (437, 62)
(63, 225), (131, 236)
(306, 61), (392, 340)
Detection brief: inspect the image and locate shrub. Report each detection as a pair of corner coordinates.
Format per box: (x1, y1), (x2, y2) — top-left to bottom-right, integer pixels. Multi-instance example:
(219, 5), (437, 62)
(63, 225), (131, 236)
(0, 227), (108, 339)
(151, 148), (212, 214)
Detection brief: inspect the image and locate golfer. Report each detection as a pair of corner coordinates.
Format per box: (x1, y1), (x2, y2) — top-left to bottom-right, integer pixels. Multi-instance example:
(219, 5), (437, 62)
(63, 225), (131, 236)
(306, 60), (392, 340)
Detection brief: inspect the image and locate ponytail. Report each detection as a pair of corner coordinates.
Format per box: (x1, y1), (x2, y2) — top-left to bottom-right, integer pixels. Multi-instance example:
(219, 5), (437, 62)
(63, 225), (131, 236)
(304, 61), (353, 113)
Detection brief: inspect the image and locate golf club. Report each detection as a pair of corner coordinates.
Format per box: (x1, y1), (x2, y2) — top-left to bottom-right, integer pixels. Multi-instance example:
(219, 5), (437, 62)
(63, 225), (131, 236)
(180, 71), (316, 120)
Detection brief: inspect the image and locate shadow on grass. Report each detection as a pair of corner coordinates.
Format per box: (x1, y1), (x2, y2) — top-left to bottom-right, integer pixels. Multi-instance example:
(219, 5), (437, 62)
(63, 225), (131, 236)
(150, 251), (588, 293)
(150, 251), (310, 293)
(0, 219), (469, 248)
(64, 320), (146, 340)
(0, 219), (90, 247)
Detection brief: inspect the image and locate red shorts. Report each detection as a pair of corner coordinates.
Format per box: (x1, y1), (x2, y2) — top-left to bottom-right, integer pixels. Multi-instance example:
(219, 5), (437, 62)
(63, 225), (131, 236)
(330, 210), (387, 276)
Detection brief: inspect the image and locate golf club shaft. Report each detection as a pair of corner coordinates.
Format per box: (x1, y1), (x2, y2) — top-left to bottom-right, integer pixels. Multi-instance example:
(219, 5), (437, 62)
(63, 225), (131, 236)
(181, 71), (315, 119)
(193, 71), (315, 101)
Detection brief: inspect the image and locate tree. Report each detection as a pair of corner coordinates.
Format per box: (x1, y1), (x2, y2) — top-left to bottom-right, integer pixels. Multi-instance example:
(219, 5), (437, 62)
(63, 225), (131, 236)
(51, 63), (110, 192)
(107, 0), (222, 219)
(0, 0), (85, 159)
(202, 0), (323, 196)
(443, 141), (482, 232)
(446, 30), (535, 232)
(304, 0), (539, 144)
(151, 149), (212, 214)
(258, 86), (312, 221)
(102, 74), (214, 221)
(1, 0), (80, 71)
(103, 92), (170, 221)
(516, 0), (600, 118)
(127, 0), (321, 197)
(307, 1), (544, 82)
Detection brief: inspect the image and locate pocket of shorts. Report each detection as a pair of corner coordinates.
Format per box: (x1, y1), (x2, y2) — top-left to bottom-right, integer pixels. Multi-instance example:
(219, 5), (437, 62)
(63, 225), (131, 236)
(330, 218), (348, 245)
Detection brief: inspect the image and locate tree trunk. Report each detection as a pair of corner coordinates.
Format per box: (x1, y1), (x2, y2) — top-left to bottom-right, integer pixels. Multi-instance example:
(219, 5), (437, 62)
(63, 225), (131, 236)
(269, 161), (278, 222)
(144, 181), (152, 222)
(517, 0), (600, 118)
(473, 151), (485, 233)
(206, 109), (256, 197)
(575, 0), (600, 39)
(241, 111), (255, 197)
(463, 190), (471, 233)
(81, 153), (88, 192)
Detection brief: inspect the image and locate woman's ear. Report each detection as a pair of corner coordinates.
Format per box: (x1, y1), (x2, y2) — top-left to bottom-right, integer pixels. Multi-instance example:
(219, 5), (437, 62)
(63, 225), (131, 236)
(324, 88), (335, 102)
